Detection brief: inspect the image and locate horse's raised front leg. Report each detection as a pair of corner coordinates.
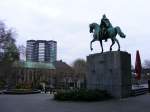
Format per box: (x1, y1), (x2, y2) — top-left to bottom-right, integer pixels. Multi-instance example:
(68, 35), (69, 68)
(90, 39), (95, 51)
(110, 39), (115, 51)
(99, 40), (103, 53)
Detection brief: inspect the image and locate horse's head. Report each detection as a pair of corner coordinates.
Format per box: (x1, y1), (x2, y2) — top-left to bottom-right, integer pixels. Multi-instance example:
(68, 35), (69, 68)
(89, 23), (94, 33)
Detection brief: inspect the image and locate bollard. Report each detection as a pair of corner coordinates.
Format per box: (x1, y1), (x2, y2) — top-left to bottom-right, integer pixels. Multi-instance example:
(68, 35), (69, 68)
(148, 80), (150, 93)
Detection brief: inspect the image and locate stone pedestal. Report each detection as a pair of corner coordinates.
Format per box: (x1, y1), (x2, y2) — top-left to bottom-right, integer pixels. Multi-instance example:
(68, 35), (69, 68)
(86, 51), (131, 98)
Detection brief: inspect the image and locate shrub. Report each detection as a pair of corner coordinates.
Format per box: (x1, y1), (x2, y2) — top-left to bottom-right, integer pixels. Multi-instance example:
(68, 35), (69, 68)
(54, 89), (112, 101)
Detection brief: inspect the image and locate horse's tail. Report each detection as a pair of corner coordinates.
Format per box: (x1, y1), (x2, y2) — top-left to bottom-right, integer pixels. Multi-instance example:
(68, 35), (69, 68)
(115, 26), (126, 38)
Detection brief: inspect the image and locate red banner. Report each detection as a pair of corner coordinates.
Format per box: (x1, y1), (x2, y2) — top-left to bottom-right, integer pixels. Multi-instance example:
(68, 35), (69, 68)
(135, 50), (142, 80)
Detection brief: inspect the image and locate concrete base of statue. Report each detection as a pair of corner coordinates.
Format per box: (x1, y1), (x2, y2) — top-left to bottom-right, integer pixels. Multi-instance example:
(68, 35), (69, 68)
(86, 51), (132, 98)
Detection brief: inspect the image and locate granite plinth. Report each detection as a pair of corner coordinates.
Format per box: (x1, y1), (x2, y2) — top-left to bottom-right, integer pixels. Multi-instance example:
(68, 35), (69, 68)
(86, 51), (132, 98)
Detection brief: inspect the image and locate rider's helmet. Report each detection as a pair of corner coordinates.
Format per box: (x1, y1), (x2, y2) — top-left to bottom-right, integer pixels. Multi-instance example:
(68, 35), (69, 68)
(102, 14), (108, 20)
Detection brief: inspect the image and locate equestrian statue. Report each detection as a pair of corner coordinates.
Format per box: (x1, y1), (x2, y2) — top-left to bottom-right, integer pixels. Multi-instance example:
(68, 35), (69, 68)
(89, 14), (126, 53)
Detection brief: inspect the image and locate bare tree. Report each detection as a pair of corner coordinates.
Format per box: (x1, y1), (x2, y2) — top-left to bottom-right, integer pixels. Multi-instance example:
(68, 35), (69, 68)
(72, 59), (86, 74)
(18, 45), (26, 61)
(72, 59), (87, 88)
(0, 20), (19, 88)
(143, 60), (150, 68)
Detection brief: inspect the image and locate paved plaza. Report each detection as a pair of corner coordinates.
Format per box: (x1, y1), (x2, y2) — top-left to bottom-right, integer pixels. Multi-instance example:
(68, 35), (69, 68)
(0, 93), (150, 112)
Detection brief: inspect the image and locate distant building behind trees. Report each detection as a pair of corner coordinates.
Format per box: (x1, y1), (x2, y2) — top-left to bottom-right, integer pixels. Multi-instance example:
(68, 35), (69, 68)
(12, 61), (56, 89)
(12, 60), (85, 90)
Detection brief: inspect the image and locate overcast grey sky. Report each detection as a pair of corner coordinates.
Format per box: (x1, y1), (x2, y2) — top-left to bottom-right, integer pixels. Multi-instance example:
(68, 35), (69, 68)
(0, 0), (150, 65)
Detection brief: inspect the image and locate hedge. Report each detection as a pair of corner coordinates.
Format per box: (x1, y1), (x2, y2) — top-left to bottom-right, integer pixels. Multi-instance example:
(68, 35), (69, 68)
(54, 89), (112, 101)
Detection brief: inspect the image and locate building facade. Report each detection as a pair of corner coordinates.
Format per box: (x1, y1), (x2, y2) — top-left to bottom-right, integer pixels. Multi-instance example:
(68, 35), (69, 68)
(53, 60), (85, 89)
(12, 61), (56, 89)
(10, 60), (86, 90)
(26, 40), (57, 63)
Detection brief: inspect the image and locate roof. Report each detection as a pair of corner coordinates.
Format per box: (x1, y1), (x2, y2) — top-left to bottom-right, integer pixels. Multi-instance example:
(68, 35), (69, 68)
(53, 60), (73, 71)
(14, 61), (55, 69)
(27, 40), (57, 43)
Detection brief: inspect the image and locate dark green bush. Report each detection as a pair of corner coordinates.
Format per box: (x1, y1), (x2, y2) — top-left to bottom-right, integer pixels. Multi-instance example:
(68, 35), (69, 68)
(54, 89), (112, 101)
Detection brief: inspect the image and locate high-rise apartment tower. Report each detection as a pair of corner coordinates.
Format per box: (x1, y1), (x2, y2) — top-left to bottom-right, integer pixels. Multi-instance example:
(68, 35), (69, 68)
(26, 40), (57, 63)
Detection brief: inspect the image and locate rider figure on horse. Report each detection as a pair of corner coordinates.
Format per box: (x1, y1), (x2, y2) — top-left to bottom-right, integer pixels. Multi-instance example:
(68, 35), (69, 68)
(89, 14), (126, 52)
(100, 14), (111, 42)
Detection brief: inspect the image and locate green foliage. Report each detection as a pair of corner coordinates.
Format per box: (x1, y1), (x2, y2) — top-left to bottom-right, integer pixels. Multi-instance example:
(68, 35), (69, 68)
(54, 89), (112, 101)
(0, 20), (19, 64)
(2, 43), (19, 63)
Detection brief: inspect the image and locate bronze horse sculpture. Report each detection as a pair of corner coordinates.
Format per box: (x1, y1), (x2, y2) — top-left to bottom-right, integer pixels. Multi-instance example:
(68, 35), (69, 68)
(89, 15), (126, 53)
